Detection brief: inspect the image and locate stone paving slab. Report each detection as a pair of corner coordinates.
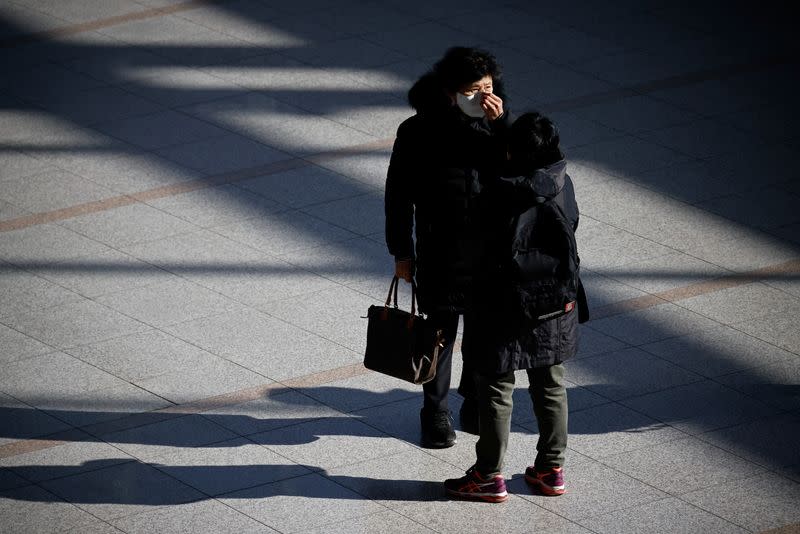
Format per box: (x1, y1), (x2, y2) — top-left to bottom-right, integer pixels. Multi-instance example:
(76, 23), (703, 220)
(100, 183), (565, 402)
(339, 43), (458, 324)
(0, 1), (798, 533)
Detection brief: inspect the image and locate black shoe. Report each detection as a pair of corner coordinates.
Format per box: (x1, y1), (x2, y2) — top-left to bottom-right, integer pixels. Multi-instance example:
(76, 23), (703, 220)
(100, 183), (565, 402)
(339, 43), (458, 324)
(459, 398), (479, 435)
(420, 409), (456, 448)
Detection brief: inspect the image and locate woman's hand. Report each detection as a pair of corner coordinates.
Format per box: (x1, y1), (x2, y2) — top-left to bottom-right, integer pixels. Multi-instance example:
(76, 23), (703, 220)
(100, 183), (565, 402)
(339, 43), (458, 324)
(395, 259), (414, 282)
(481, 93), (504, 121)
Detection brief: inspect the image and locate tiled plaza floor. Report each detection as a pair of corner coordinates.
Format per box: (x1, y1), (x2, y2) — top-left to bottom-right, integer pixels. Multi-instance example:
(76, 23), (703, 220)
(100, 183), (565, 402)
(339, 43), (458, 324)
(1, 0), (799, 532)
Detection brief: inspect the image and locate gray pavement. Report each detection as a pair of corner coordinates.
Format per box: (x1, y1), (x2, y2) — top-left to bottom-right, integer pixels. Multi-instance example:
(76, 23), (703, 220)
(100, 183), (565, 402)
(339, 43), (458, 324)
(1, 0), (799, 532)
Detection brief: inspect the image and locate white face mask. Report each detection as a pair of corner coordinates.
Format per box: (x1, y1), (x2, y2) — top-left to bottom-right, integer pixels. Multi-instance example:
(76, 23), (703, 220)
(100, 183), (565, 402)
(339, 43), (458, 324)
(456, 92), (486, 118)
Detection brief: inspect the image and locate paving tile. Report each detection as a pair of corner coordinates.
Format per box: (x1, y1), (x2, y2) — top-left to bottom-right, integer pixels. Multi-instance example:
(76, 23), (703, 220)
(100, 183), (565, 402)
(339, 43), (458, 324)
(110, 498), (275, 534)
(574, 325), (630, 360)
(4, 63), (108, 106)
(133, 358), (269, 405)
(0, 351), (128, 402)
(37, 381), (172, 428)
(303, 509), (438, 534)
(250, 416), (410, 470)
(545, 111), (624, 150)
(62, 516), (126, 534)
(566, 95), (700, 134)
(566, 346), (704, 401)
(29, 249), (166, 298)
(732, 311), (800, 356)
(598, 251), (728, 294)
(178, 92), (375, 157)
(66, 329), (226, 383)
(623, 378), (780, 436)
(494, 46), (618, 104)
(0, 198), (30, 220)
(715, 358), (800, 412)
(40, 460), (205, 521)
(0, 484), (97, 534)
(575, 217), (674, 270)
(559, 403), (686, 459)
(120, 65), (243, 108)
(586, 303), (721, 346)
(38, 85), (165, 127)
(0, 468), (29, 491)
(236, 165), (369, 209)
(681, 231), (800, 272)
(165, 309), (360, 380)
(678, 282), (797, 325)
(301, 373), (418, 414)
(155, 133), (290, 175)
(278, 236), (391, 292)
(351, 396), (426, 447)
(0, 150), (55, 182)
(568, 136), (691, 178)
(283, 37), (408, 69)
(56, 151), (204, 195)
(154, 437), (312, 496)
(94, 278), (241, 328)
(99, 414), (240, 463)
(211, 209), (359, 256)
(324, 448), (456, 510)
(578, 269), (650, 309)
(60, 203), (200, 248)
(627, 159), (735, 204)
(0, 169), (117, 212)
(640, 324), (797, 377)
(0, 224), (112, 265)
(1, 430), (133, 483)
(202, 389), (342, 437)
(175, 1), (296, 43)
(600, 436), (765, 495)
(579, 497), (747, 534)
(323, 98), (412, 139)
(683, 472), (800, 532)
(300, 150), (393, 190)
(146, 184), (281, 229)
(300, 193), (384, 236)
(221, 472), (385, 532)
(0, 393), (73, 443)
(403, 488), (590, 533)
(119, 228), (266, 269)
(92, 109), (230, 151)
(698, 413), (800, 471)
(513, 29), (621, 68)
(265, 286), (379, 352)
(362, 20), (480, 61)
(0, 266), (82, 319)
(639, 117), (758, 159)
(696, 186), (800, 231)
(24, 0), (146, 24)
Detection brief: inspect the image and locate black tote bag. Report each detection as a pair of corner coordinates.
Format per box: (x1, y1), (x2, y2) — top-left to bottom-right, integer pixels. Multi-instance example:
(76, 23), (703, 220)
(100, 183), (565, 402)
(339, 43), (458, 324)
(363, 277), (445, 385)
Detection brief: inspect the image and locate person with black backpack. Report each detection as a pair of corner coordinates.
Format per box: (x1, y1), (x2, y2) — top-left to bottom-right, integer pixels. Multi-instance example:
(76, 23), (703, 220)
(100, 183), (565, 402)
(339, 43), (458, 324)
(444, 112), (589, 503)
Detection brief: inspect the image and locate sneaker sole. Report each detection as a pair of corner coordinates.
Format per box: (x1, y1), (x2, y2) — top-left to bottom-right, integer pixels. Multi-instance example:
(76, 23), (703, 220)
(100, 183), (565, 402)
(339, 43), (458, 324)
(445, 488), (509, 503)
(525, 474), (566, 496)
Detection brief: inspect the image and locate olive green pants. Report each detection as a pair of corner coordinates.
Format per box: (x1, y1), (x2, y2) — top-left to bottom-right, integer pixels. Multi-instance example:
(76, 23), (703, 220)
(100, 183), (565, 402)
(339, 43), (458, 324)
(474, 364), (568, 477)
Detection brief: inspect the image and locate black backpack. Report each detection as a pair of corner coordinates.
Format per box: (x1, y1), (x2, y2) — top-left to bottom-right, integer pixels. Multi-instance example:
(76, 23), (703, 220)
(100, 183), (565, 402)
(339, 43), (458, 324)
(508, 190), (580, 322)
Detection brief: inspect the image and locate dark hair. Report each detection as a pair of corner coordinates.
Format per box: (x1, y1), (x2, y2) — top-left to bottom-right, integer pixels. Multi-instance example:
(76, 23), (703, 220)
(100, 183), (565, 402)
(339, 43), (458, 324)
(432, 46), (501, 93)
(509, 112), (564, 170)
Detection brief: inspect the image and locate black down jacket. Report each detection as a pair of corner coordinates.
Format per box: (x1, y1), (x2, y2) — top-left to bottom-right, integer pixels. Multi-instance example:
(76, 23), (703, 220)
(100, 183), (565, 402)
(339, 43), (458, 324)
(384, 73), (510, 314)
(462, 160), (587, 373)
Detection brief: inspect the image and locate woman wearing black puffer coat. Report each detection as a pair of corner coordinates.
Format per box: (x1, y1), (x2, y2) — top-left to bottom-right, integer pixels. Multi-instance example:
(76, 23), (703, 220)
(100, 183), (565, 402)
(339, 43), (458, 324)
(384, 46), (511, 449)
